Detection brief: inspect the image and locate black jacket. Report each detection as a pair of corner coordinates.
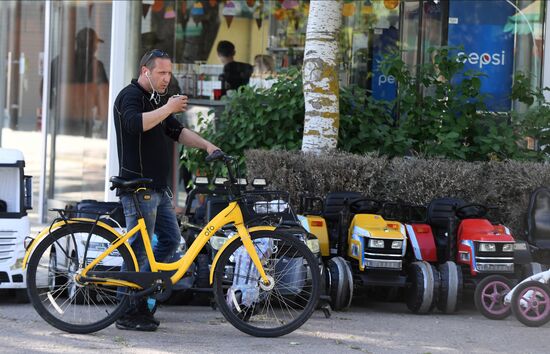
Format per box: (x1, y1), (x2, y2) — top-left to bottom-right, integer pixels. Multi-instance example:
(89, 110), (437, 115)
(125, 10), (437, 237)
(113, 79), (183, 190)
(220, 61), (253, 94)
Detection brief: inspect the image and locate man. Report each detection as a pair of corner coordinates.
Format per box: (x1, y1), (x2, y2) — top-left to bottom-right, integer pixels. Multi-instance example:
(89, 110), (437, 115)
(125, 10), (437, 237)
(216, 40), (253, 95)
(113, 49), (219, 331)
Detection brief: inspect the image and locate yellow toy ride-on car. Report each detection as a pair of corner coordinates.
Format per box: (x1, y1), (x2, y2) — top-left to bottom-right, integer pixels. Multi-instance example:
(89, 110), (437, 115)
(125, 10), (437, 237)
(299, 192), (438, 314)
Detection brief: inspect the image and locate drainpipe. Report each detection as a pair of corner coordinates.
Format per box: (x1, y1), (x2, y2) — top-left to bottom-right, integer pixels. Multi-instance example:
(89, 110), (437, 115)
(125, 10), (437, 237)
(38, 1), (52, 223)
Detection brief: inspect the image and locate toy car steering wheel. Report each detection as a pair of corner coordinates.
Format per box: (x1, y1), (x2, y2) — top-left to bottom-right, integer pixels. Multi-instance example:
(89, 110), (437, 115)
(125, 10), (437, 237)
(455, 203), (489, 219)
(348, 198), (382, 214)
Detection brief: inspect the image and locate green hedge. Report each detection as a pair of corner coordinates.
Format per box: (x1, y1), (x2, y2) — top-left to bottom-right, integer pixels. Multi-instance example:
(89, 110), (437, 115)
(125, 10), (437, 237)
(245, 149), (550, 237)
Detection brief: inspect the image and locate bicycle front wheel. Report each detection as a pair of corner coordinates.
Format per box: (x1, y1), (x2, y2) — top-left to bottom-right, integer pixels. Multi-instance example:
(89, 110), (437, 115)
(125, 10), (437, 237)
(213, 230), (320, 337)
(26, 223), (135, 333)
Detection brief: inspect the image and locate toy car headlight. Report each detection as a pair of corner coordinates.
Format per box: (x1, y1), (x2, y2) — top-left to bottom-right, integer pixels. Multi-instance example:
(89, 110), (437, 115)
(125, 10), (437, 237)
(306, 239), (320, 254)
(391, 240), (403, 249)
(252, 178), (267, 187)
(209, 236), (228, 250)
(479, 243), (496, 252)
(368, 239), (385, 248)
(502, 243), (514, 252)
(214, 177), (228, 186)
(194, 176), (209, 185)
(514, 242), (527, 251)
(236, 178), (248, 186)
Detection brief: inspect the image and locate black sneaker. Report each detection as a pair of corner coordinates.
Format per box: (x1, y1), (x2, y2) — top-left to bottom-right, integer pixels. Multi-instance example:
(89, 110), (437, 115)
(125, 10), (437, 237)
(142, 310), (160, 326)
(137, 298), (160, 326)
(115, 314), (159, 332)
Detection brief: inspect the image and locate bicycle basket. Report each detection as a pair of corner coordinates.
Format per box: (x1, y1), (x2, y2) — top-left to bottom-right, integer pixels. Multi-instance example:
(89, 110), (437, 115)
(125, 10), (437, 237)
(239, 190), (295, 226)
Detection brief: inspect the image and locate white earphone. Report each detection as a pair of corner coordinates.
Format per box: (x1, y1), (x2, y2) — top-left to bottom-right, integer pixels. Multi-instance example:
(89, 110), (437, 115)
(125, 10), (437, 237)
(145, 70), (160, 104)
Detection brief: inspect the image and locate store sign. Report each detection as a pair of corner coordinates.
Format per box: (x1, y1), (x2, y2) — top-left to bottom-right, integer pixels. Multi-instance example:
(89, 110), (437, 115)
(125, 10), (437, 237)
(371, 27), (398, 101)
(372, 54), (397, 101)
(448, 0), (515, 112)
(456, 50), (507, 68)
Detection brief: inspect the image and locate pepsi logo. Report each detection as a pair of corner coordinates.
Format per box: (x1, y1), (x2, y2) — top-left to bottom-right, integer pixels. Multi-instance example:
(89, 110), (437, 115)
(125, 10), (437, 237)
(457, 50), (506, 68)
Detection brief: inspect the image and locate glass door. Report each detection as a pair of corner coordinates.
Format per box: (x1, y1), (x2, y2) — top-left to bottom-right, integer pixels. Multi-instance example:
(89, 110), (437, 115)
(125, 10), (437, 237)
(45, 1), (112, 213)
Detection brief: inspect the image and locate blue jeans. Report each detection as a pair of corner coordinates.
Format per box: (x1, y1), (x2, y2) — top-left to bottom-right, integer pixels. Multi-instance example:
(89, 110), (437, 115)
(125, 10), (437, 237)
(119, 189), (181, 312)
(120, 189), (181, 271)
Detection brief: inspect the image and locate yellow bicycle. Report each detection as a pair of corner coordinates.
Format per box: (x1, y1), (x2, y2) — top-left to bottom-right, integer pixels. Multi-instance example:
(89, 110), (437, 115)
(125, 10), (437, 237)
(23, 151), (320, 337)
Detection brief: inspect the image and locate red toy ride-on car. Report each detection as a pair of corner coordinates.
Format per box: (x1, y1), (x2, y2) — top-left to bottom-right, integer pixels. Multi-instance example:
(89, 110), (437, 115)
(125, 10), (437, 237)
(410, 198), (517, 319)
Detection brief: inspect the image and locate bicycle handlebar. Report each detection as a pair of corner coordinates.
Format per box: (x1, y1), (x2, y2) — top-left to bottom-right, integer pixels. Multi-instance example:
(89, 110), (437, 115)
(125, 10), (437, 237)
(205, 150), (239, 196)
(205, 149), (233, 163)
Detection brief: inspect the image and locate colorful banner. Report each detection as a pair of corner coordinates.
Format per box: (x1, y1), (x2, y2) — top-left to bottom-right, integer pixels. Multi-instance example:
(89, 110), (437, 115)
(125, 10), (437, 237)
(448, 0), (515, 112)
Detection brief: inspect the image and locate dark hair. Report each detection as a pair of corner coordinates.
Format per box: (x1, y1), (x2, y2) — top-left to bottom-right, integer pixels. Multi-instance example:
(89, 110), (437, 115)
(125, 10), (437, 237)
(75, 27), (103, 51)
(217, 41), (235, 57)
(139, 49), (171, 72)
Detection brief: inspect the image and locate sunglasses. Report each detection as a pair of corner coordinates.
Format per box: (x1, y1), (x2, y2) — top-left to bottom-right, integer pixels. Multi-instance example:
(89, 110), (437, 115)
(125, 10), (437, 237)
(141, 49), (170, 67)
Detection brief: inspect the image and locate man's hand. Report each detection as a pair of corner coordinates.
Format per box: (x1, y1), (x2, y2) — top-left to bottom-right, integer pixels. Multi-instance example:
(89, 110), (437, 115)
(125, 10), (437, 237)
(142, 95), (189, 131)
(166, 95), (188, 114)
(206, 144), (220, 155)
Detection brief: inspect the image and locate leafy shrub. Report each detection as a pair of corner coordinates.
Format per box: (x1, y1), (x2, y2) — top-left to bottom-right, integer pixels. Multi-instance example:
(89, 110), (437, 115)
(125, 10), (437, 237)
(182, 68), (305, 178)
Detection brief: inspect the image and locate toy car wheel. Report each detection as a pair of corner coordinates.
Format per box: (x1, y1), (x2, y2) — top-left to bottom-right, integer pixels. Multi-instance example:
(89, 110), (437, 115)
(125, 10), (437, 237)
(406, 261), (438, 314)
(327, 256), (353, 311)
(437, 261), (462, 314)
(511, 280), (550, 327)
(474, 275), (512, 320)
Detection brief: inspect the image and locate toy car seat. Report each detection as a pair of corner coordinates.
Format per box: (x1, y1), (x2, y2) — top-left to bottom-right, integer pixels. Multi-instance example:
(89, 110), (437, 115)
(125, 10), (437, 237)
(72, 200), (126, 228)
(323, 192), (362, 250)
(427, 197), (465, 263)
(527, 187), (550, 250)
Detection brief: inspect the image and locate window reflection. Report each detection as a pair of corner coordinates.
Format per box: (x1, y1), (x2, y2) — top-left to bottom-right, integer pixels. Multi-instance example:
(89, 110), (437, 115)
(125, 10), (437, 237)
(0, 1), (45, 222)
(51, 27), (109, 137)
(46, 1), (111, 207)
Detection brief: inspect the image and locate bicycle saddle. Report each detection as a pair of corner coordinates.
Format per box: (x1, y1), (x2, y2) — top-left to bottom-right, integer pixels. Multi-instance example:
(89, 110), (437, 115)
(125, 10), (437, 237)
(109, 176), (153, 192)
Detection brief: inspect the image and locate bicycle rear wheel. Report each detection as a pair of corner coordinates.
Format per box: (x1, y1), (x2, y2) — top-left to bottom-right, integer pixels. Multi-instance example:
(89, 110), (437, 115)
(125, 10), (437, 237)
(213, 230), (320, 337)
(26, 223), (135, 333)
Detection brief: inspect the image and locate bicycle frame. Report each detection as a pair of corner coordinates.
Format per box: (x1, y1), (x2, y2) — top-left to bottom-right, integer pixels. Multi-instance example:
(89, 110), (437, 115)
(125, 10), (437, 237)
(76, 199), (273, 290)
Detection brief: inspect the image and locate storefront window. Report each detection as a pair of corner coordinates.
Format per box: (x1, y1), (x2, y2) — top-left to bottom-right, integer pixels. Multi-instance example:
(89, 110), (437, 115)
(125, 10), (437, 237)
(140, 0), (270, 99)
(414, 0), (545, 112)
(0, 1), (45, 220)
(266, 0), (546, 110)
(269, 0), (403, 98)
(45, 1), (112, 208)
(507, 0), (545, 107)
